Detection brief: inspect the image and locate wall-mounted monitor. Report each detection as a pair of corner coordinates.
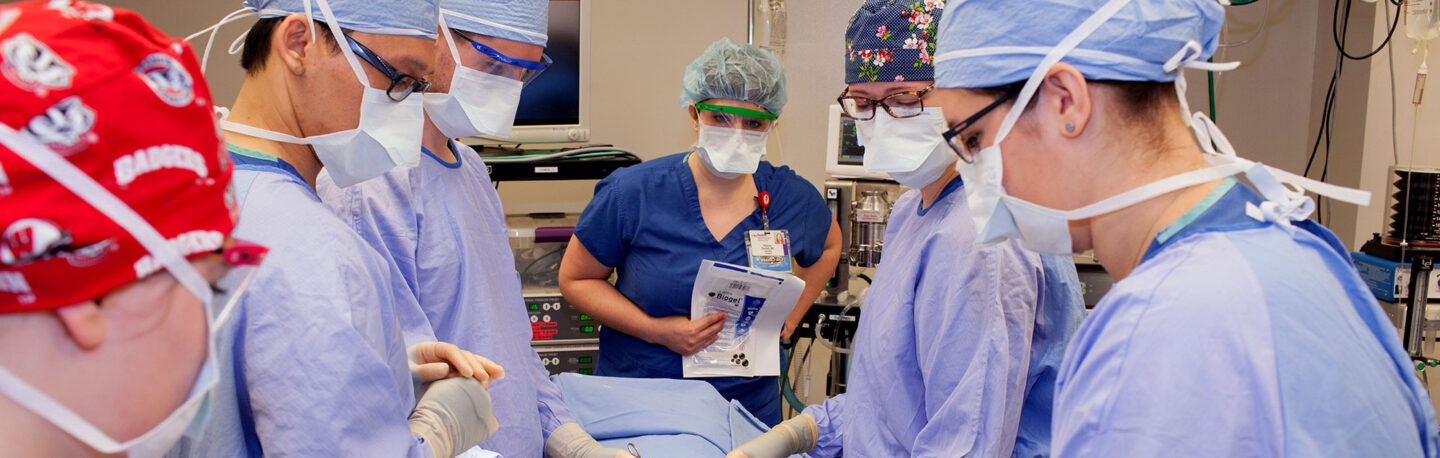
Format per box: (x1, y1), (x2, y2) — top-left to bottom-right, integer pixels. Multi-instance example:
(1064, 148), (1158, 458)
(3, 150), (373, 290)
(824, 104), (891, 180)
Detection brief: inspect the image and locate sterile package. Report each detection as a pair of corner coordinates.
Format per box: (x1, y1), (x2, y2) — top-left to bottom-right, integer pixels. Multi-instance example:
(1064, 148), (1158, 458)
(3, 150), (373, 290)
(684, 260), (804, 378)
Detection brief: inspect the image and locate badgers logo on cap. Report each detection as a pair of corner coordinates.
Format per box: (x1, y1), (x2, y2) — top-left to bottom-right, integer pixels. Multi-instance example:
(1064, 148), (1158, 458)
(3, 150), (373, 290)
(135, 53), (194, 107)
(1, 33), (74, 96)
(23, 96), (96, 156)
(0, 218), (71, 267)
(47, 0), (114, 21)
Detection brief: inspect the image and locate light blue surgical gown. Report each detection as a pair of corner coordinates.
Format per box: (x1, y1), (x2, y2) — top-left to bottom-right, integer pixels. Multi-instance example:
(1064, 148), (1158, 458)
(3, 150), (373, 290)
(316, 141), (578, 457)
(1053, 178), (1440, 457)
(171, 145), (434, 457)
(802, 177), (1085, 457)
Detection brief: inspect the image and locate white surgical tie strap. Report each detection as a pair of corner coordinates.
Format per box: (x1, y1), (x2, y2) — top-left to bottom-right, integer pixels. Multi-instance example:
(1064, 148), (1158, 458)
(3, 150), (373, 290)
(0, 364), (133, 451)
(438, 12), (463, 66)
(185, 7), (258, 75)
(311, 0), (370, 88)
(1165, 40), (1240, 155)
(0, 124), (213, 305)
(993, 0), (1134, 143)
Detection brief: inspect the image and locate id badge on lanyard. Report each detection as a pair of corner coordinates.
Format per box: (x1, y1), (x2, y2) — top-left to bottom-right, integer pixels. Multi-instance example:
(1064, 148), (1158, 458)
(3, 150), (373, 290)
(746, 191), (794, 273)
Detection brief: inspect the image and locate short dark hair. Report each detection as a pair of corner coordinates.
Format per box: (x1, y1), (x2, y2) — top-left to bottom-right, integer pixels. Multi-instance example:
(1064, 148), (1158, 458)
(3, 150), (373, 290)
(974, 79), (1176, 128)
(240, 17), (341, 74)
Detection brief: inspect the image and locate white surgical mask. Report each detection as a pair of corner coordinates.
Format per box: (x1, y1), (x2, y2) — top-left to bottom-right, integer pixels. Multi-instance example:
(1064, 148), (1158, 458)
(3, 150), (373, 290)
(695, 123), (769, 179)
(856, 107), (956, 189)
(423, 12), (523, 139)
(941, 0), (1370, 255)
(215, 0), (425, 188)
(0, 124), (259, 457)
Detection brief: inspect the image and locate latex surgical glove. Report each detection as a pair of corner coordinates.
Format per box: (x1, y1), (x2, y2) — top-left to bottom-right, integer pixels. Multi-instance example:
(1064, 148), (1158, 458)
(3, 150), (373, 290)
(726, 414), (818, 458)
(646, 312), (727, 356)
(409, 377), (500, 458)
(544, 422), (635, 458)
(409, 342), (506, 397)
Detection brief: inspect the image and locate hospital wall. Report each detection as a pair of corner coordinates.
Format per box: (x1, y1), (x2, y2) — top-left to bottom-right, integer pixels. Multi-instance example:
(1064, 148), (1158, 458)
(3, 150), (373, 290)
(1359, 2), (1440, 250)
(121, 0), (1406, 249)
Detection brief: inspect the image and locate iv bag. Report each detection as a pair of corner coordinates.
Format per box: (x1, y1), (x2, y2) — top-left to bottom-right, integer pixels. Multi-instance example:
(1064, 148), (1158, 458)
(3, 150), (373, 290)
(1408, 0), (1440, 41)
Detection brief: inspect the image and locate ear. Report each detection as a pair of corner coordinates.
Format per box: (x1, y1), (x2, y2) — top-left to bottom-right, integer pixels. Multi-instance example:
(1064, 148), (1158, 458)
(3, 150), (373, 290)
(54, 302), (105, 350)
(1043, 63), (1092, 139)
(276, 14), (315, 76)
(688, 104), (700, 132)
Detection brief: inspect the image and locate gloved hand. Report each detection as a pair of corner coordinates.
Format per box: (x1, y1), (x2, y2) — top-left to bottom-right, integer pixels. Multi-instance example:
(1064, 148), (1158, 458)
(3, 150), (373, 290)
(409, 377), (500, 458)
(545, 422), (636, 458)
(409, 342), (505, 399)
(726, 414), (817, 458)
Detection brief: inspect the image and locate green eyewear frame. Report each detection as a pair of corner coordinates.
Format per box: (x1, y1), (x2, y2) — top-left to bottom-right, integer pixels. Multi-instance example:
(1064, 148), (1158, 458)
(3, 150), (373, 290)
(694, 102), (778, 120)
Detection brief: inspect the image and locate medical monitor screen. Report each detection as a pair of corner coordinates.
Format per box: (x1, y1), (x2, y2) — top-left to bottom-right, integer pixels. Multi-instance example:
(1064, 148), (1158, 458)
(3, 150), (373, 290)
(515, 0), (581, 126)
(837, 114), (866, 166)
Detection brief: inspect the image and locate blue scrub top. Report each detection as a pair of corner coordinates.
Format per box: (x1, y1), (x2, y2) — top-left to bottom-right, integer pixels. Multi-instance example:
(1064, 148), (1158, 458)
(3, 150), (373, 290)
(573, 152), (833, 426)
(1053, 178), (1440, 457)
(803, 177), (1085, 457)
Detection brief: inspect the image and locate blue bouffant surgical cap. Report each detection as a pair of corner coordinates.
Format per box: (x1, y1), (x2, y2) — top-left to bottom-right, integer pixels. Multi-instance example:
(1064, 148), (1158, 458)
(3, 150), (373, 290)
(440, 0), (548, 47)
(933, 0), (1224, 88)
(243, 0), (440, 39)
(844, 0), (946, 83)
(679, 38), (788, 117)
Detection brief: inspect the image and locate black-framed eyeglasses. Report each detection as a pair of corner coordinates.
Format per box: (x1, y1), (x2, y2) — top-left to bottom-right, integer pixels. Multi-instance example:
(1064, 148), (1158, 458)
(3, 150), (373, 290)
(344, 34), (430, 102)
(836, 85), (933, 121)
(941, 88), (1020, 163)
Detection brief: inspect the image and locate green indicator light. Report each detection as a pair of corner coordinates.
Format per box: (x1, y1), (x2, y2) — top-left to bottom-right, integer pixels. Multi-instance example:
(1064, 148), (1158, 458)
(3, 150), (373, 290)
(578, 368), (594, 375)
(579, 356), (593, 364)
(580, 314), (591, 321)
(528, 304), (539, 311)
(582, 326), (595, 333)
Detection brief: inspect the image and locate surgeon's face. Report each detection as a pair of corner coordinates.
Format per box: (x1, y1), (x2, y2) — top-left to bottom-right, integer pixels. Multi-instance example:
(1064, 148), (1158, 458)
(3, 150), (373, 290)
(431, 30), (543, 94)
(932, 86), (1069, 210)
(291, 26), (435, 137)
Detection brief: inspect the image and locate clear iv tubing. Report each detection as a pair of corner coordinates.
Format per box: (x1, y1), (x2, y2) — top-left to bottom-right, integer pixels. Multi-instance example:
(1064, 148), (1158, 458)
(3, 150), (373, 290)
(1415, 42), (1430, 105)
(817, 285), (865, 355)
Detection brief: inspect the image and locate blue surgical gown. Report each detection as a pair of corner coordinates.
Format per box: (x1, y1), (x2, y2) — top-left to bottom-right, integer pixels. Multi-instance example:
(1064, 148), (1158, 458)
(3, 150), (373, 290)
(1053, 178), (1440, 456)
(172, 145), (433, 457)
(801, 177), (1085, 457)
(572, 152), (834, 426)
(315, 141), (578, 457)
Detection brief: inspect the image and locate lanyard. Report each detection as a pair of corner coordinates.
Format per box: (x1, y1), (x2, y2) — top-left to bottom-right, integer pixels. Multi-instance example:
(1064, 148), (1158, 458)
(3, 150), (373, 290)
(758, 191), (771, 230)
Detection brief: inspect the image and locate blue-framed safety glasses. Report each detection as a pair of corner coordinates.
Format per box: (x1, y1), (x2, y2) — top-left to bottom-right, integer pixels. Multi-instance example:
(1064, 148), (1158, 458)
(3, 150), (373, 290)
(451, 30), (552, 86)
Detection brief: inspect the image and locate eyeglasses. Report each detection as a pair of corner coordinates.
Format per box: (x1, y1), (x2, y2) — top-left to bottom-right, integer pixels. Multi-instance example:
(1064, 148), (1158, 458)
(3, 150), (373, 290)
(941, 89), (1019, 163)
(836, 85), (934, 121)
(694, 102), (776, 132)
(344, 34), (431, 102)
(452, 30), (552, 86)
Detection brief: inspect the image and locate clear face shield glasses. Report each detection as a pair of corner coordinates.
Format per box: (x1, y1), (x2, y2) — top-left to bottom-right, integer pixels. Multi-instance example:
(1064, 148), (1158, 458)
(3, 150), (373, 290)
(452, 30), (552, 87)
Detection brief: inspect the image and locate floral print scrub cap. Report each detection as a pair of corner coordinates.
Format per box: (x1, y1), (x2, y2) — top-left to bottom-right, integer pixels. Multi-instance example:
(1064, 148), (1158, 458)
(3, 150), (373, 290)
(844, 0), (945, 83)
